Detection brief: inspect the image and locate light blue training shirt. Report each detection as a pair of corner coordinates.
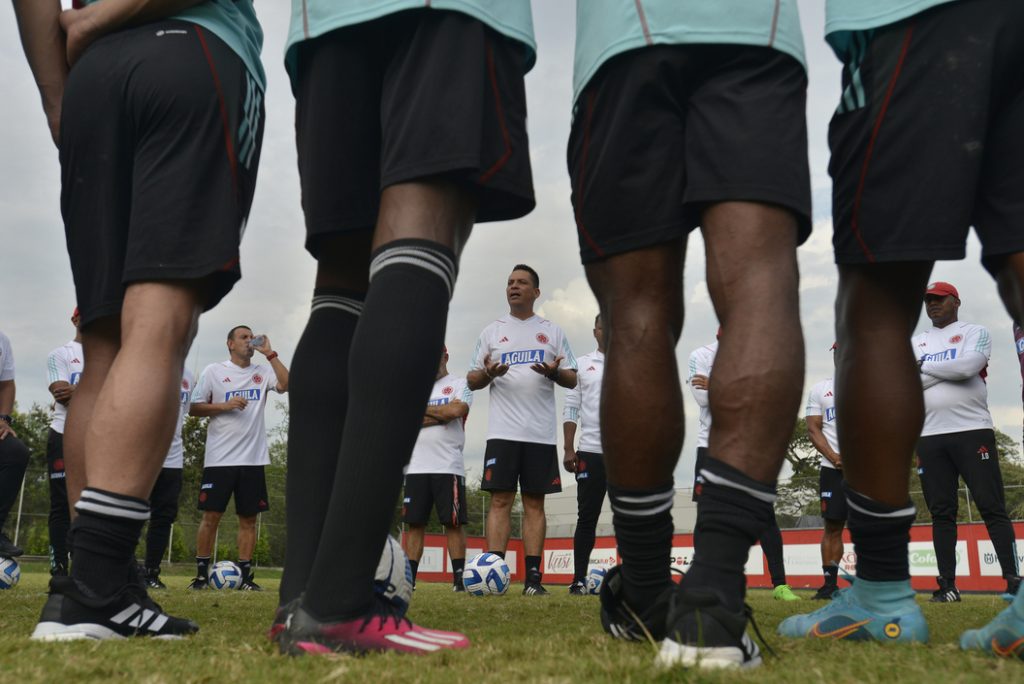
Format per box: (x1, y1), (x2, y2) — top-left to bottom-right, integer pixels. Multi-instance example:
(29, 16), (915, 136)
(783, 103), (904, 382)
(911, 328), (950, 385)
(825, 0), (960, 59)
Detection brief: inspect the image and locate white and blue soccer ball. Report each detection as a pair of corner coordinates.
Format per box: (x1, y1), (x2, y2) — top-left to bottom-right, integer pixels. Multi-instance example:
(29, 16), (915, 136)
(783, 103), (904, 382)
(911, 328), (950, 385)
(374, 535), (413, 614)
(0, 557), (19, 589)
(209, 560), (242, 590)
(462, 552), (510, 596)
(585, 566), (608, 595)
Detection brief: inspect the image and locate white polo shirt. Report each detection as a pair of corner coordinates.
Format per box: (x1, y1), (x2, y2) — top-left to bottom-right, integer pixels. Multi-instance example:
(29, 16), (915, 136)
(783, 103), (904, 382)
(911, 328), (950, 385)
(564, 349), (604, 454)
(806, 378), (839, 469)
(163, 367), (196, 470)
(0, 332), (14, 382)
(46, 340), (84, 435)
(193, 360), (280, 467)
(406, 374), (472, 477)
(470, 314), (577, 445)
(687, 341), (718, 448)
(914, 321), (993, 437)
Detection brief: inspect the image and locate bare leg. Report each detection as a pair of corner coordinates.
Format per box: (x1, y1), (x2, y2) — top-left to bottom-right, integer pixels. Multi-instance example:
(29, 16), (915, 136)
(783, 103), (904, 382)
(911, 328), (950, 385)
(237, 514), (257, 561)
(444, 525), (466, 560)
(521, 493), (546, 557)
(822, 519), (845, 566)
(196, 511), (223, 558)
(404, 525), (425, 563)
(485, 491), (515, 554)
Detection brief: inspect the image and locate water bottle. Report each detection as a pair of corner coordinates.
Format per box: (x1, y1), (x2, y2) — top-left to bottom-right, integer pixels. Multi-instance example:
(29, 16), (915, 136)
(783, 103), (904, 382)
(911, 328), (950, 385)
(250, 335), (265, 349)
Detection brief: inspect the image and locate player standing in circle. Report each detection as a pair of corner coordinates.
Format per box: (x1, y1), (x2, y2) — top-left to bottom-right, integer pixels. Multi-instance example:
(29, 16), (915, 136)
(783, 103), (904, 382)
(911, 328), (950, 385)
(15, 0), (265, 640)
(688, 334), (799, 602)
(44, 309), (83, 576)
(564, 315), (606, 595)
(781, 0), (1024, 656)
(914, 283), (1020, 601)
(468, 265), (578, 597)
(401, 347), (472, 592)
(568, 1), (811, 668)
(189, 327), (287, 592)
(0, 331), (31, 559)
(805, 345), (845, 601)
(275, 0), (536, 655)
(141, 367), (194, 590)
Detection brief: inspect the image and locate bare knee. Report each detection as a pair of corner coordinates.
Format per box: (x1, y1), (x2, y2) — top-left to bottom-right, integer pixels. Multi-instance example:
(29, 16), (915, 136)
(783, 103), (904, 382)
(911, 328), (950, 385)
(489, 491), (515, 511)
(521, 493), (545, 516)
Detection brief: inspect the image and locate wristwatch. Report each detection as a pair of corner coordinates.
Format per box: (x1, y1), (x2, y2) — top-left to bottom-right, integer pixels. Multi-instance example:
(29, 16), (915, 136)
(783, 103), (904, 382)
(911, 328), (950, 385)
(0, 414), (11, 424)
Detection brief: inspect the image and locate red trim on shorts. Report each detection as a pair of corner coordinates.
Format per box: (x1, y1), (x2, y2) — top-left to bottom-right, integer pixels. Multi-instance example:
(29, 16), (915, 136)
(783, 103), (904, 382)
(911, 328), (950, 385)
(769, 0), (781, 47)
(634, 1), (653, 45)
(451, 475), (460, 527)
(195, 26), (239, 200)
(850, 25), (915, 262)
(574, 92), (605, 259)
(479, 41), (513, 184)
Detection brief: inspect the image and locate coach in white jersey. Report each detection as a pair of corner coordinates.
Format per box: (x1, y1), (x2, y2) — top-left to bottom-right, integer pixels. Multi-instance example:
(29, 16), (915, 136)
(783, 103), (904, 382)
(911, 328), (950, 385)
(468, 264), (577, 596)
(687, 332), (798, 602)
(44, 309), (83, 576)
(563, 314), (606, 595)
(402, 347), (472, 592)
(189, 326), (289, 591)
(0, 330), (30, 559)
(914, 282), (1019, 600)
(141, 368), (195, 590)
(805, 346), (845, 601)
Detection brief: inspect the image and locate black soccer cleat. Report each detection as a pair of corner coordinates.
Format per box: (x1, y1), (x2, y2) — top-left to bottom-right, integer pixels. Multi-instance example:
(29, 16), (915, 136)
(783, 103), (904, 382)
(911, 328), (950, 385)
(31, 575), (199, 640)
(657, 587), (763, 670)
(452, 583), (466, 593)
(598, 565), (672, 642)
(929, 577), (961, 603)
(0, 532), (23, 558)
(811, 583), (839, 601)
(187, 575), (209, 591)
(238, 574), (263, 592)
(143, 567), (166, 590)
(522, 570), (549, 596)
(268, 598), (299, 643)
(568, 580), (587, 596)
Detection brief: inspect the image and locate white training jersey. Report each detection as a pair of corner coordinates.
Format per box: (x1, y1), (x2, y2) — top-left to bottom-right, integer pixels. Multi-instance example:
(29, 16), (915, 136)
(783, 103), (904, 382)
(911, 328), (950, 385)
(0, 331), (14, 382)
(687, 341), (718, 448)
(564, 350), (604, 453)
(406, 374), (473, 476)
(470, 314), (577, 445)
(806, 378), (839, 469)
(163, 367), (195, 470)
(914, 321), (993, 437)
(193, 360), (280, 467)
(46, 340), (84, 434)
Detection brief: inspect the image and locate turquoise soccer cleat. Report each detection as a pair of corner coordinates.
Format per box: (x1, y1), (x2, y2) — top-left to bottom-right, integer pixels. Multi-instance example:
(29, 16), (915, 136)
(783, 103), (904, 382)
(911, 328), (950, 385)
(960, 598), (1024, 661)
(776, 579), (928, 644)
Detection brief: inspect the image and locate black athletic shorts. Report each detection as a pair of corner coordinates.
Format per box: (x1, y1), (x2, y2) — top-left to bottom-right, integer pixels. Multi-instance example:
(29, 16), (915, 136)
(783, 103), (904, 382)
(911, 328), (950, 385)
(567, 45), (811, 264)
(829, 0), (1024, 269)
(482, 439), (561, 495)
(819, 466), (848, 522)
(60, 20), (264, 326)
(402, 473), (468, 527)
(197, 465), (269, 516)
(292, 9), (535, 258)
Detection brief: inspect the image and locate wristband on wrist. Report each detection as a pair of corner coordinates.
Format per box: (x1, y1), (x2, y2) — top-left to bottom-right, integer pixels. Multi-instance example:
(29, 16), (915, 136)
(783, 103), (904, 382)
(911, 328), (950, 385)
(266, 351), (279, 361)
(0, 414), (11, 424)
(546, 367), (559, 381)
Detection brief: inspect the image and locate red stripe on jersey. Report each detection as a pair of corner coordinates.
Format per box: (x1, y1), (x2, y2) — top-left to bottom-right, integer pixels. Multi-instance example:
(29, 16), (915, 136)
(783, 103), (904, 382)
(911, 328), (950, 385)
(479, 41), (512, 184)
(633, 1), (653, 45)
(769, 0), (781, 47)
(195, 26), (239, 203)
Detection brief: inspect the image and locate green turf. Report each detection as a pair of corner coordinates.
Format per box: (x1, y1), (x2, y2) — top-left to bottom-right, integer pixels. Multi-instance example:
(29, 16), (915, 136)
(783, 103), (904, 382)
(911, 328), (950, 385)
(0, 562), (1019, 683)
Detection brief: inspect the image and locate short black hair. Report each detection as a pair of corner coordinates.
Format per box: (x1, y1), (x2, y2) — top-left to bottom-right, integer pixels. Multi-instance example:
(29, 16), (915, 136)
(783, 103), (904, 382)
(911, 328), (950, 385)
(511, 264), (539, 288)
(227, 325), (252, 341)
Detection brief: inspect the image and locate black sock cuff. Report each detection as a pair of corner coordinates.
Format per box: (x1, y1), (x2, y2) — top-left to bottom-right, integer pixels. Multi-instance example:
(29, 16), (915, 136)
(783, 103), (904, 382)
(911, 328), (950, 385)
(311, 290), (366, 317)
(608, 482), (674, 518)
(698, 456), (777, 503)
(842, 483), (915, 521)
(369, 239), (457, 299)
(75, 487), (151, 521)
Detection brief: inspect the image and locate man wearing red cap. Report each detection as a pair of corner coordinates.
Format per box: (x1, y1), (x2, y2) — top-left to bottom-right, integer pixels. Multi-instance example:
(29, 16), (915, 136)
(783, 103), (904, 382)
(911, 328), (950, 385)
(401, 346), (471, 592)
(43, 309), (83, 576)
(914, 282), (1019, 601)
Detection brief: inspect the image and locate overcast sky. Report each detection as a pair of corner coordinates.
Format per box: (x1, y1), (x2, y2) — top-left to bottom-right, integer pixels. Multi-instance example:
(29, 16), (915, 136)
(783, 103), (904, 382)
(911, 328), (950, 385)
(1, 1), (1021, 487)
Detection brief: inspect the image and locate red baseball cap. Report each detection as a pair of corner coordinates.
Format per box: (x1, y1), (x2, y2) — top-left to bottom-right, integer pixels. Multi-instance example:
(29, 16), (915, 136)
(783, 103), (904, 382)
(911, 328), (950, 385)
(830, 342), (838, 351)
(925, 281), (959, 299)
(72, 307), (80, 318)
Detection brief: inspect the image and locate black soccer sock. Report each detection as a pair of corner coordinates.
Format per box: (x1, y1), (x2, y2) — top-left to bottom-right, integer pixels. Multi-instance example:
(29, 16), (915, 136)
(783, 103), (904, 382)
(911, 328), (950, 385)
(408, 559), (419, 583)
(609, 482), (674, 611)
(196, 556), (211, 580)
(525, 555), (542, 581)
(488, 550), (506, 560)
(302, 239), (456, 620)
(843, 482), (915, 581)
(687, 457), (777, 613)
(451, 558), (465, 586)
(279, 289), (364, 606)
(823, 564), (839, 587)
(760, 514), (786, 587)
(238, 560), (252, 581)
(70, 488), (149, 596)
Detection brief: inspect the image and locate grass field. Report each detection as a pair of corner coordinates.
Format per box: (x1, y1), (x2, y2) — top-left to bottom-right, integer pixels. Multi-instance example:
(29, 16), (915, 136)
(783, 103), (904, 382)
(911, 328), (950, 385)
(0, 561), (1019, 683)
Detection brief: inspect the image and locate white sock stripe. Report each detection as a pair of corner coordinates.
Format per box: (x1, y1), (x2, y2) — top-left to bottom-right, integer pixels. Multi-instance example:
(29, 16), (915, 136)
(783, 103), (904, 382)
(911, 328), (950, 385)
(74, 501), (151, 521)
(846, 497), (916, 519)
(310, 299), (363, 316)
(698, 469), (777, 504)
(611, 489), (675, 506)
(371, 255), (455, 297)
(80, 490), (149, 511)
(610, 498), (675, 517)
(371, 247), (456, 283)
(384, 634), (441, 651)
